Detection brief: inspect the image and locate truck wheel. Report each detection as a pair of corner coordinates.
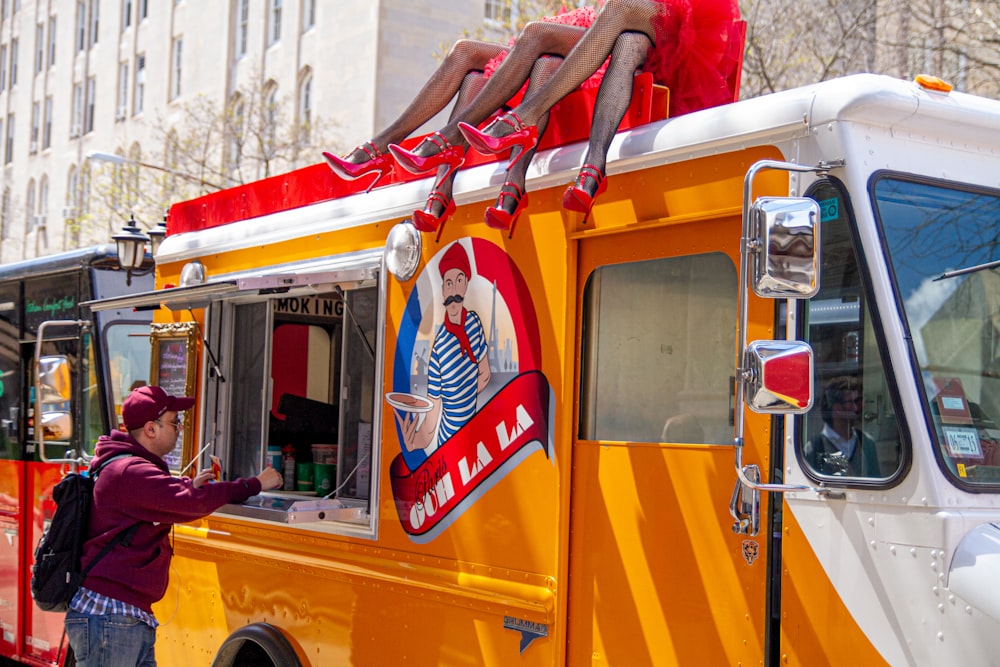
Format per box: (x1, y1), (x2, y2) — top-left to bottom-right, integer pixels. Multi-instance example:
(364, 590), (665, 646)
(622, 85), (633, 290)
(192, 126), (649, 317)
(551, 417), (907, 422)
(210, 623), (301, 667)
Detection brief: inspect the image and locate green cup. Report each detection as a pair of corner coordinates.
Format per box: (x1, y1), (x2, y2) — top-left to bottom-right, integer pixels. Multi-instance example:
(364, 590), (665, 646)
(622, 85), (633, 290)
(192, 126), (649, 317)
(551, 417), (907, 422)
(314, 463), (336, 495)
(296, 462), (314, 492)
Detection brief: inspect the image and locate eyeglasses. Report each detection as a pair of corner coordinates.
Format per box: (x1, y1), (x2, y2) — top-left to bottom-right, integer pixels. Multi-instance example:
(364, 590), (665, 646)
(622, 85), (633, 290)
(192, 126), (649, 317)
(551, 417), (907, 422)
(155, 418), (183, 430)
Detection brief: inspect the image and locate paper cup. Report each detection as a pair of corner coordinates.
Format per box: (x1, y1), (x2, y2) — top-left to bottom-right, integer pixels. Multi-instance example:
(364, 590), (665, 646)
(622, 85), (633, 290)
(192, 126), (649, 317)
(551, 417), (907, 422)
(296, 462), (314, 491)
(314, 463), (336, 495)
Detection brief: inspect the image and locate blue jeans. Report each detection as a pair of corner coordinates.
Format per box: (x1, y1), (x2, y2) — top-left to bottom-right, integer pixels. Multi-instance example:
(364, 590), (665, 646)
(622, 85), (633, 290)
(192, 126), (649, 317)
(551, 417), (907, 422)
(65, 610), (157, 666)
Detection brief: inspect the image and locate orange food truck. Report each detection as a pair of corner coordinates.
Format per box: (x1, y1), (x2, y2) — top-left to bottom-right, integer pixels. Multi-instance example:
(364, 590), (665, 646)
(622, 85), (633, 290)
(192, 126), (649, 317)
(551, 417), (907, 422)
(81, 72), (1000, 666)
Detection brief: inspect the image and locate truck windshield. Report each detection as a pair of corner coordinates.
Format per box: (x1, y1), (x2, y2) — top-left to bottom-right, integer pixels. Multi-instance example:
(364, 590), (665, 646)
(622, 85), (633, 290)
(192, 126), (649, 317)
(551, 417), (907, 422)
(874, 176), (1000, 487)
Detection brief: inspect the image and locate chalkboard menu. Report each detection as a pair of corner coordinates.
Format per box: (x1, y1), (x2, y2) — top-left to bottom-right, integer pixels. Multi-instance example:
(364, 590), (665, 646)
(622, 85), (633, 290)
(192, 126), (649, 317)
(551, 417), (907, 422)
(150, 322), (198, 474)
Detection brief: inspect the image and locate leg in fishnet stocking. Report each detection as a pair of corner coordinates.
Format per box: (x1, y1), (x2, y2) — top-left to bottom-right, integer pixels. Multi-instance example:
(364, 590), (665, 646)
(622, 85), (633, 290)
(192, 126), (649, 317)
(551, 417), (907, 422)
(487, 0), (661, 136)
(409, 21), (588, 159)
(423, 71), (489, 218)
(343, 39), (504, 163)
(494, 56), (563, 215)
(576, 31), (653, 197)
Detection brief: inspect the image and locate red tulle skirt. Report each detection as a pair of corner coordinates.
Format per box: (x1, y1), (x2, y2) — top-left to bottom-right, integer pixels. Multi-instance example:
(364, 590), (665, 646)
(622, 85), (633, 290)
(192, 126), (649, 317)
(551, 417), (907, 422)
(645, 0), (742, 116)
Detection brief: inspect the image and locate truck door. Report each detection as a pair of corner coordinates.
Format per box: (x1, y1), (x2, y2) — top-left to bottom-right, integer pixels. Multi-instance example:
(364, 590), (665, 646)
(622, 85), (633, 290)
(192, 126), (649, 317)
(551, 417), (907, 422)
(568, 213), (773, 665)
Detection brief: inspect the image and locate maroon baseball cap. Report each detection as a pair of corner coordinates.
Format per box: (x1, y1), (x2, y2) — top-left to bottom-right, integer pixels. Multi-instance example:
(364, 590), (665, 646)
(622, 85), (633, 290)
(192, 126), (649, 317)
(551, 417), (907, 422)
(122, 385), (195, 431)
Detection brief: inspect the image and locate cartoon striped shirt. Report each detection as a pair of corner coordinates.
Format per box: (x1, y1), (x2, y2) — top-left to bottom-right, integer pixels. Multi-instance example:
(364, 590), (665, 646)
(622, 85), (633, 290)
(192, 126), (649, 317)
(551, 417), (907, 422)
(427, 310), (488, 444)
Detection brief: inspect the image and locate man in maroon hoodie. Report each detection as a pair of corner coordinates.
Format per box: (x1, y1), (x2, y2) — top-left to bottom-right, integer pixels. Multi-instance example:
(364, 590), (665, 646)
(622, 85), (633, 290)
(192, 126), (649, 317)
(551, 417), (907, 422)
(64, 385), (282, 666)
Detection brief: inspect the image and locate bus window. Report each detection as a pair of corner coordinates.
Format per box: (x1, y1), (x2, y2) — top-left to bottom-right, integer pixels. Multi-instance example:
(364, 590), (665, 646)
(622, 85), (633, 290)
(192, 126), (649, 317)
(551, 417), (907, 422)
(0, 284), (19, 460)
(799, 179), (904, 482)
(220, 283), (378, 526)
(104, 322), (153, 431)
(579, 253), (737, 444)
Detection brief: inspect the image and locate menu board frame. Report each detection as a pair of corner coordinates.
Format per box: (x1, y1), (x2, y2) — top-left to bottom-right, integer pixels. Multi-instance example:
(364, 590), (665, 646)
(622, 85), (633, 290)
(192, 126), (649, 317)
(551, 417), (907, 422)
(149, 321), (198, 474)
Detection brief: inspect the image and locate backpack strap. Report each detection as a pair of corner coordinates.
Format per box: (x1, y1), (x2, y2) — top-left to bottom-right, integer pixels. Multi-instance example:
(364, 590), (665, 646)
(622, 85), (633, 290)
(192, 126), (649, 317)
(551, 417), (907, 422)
(80, 523), (140, 577)
(81, 453), (140, 577)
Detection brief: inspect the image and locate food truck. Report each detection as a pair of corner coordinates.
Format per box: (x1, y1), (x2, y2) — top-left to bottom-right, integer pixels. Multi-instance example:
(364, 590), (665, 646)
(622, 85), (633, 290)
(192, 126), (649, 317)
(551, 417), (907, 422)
(83, 73), (1000, 666)
(0, 245), (152, 666)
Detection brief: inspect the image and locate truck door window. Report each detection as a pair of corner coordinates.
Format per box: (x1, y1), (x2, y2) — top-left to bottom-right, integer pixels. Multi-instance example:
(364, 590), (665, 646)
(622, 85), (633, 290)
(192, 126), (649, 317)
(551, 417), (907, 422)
(580, 252), (737, 444)
(799, 180), (904, 482)
(874, 175), (1000, 488)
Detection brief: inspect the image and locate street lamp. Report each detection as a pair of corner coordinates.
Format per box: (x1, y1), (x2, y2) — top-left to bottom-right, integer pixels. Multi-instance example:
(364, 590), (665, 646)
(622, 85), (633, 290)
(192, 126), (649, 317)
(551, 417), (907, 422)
(111, 214), (153, 286)
(86, 150), (224, 191)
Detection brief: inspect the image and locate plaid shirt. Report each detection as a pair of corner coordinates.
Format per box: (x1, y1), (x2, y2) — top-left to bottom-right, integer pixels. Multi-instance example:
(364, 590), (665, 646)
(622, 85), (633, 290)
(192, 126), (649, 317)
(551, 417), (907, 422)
(69, 586), (158, 628)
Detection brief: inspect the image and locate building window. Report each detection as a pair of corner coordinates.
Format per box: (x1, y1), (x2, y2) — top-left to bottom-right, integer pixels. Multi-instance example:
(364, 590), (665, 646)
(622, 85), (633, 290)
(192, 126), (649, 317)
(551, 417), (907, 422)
(35, 24), (43, 74)
(71, 82), (83, 136)
(236, 0), (248, 56)
(0, 188), (9, 242)
(43, 96), (52, 148)
(263, 83), (277, 157)
(123, 0), (131, 28)
(229, 98), (244, 171)
(484, 0), (512, 25)
(85, 76), (95, 133)
(117, 62), (128, 119)
(298, 71), (312, 142)
(269, 0), (282, 45)
(139, 0), (147, 20)
(134, 54), (145, 114)
(170, 37), (182, 100)
(76, 2), (86, 51)
(47, 17), (56, 67)
(89, 0), (99, 47)
(10, 38), (17, 87)
(38, 176), (48, 228)
(25, 181), (34, 234)
(30, 101), (38, 153)
(5, 114), (14, 163)
(304, 0), (315, 29)
(0, 45), (7, 91)
(127, 143), (141, 209)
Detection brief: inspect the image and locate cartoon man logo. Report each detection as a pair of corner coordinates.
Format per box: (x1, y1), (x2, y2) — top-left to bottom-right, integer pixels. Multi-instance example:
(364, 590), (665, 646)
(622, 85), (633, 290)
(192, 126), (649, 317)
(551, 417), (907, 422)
(398, 242), (491, 453)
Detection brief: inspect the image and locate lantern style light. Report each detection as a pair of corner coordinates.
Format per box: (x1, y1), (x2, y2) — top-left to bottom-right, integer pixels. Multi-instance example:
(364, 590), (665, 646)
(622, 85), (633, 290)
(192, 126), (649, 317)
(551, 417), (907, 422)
(112, 214), (150, 285)
(147, 214), (168, 256)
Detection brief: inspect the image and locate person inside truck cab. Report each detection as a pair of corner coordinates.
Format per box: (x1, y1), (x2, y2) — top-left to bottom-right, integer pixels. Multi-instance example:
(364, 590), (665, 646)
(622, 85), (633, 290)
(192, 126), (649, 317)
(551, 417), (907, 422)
(804, 375), (881, 477)
(397, 243), (490, 454)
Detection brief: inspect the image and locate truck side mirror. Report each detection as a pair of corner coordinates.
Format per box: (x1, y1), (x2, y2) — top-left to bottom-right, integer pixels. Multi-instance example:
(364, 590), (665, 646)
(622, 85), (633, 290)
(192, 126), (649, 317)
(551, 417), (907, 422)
(38, 355), (73, 441)
(38, 355), (71, 402)
(743, 340), (814, 413)
(751, 197), (820, 298)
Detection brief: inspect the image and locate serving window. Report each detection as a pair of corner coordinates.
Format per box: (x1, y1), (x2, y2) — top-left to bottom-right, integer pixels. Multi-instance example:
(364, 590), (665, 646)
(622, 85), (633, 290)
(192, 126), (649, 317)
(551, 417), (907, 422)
(205, 274), (381, 534)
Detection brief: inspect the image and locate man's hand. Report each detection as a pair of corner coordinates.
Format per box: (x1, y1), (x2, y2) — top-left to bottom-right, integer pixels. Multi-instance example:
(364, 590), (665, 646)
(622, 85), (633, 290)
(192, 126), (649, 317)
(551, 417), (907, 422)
(192, 468), (215, 488)
(256, 466), (283, 491)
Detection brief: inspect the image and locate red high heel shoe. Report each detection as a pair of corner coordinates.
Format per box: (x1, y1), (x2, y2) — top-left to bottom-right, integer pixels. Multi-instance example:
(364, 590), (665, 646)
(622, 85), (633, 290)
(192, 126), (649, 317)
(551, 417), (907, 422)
(388, 132), (465, 188)
(322, 141), (394, 192)
(412, 189), (456, 242)
(458, 112), (538, 170)
(485, 182), (529, 238)
(563, 164), (608, 223)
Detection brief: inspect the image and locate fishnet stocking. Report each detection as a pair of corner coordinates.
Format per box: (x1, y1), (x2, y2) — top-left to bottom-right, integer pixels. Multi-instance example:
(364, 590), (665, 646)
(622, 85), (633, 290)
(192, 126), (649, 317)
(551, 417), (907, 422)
(409, 21), (588, 159)
(344, 39), (504, 163)
(499, 0), (661, 131)
(578, 31), (653, 194)
(494, 56), (564, 214)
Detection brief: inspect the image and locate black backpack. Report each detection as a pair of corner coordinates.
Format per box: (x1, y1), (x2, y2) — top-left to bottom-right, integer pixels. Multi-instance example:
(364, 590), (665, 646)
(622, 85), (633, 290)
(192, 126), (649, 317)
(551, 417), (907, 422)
(30, 455), (137, 612)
